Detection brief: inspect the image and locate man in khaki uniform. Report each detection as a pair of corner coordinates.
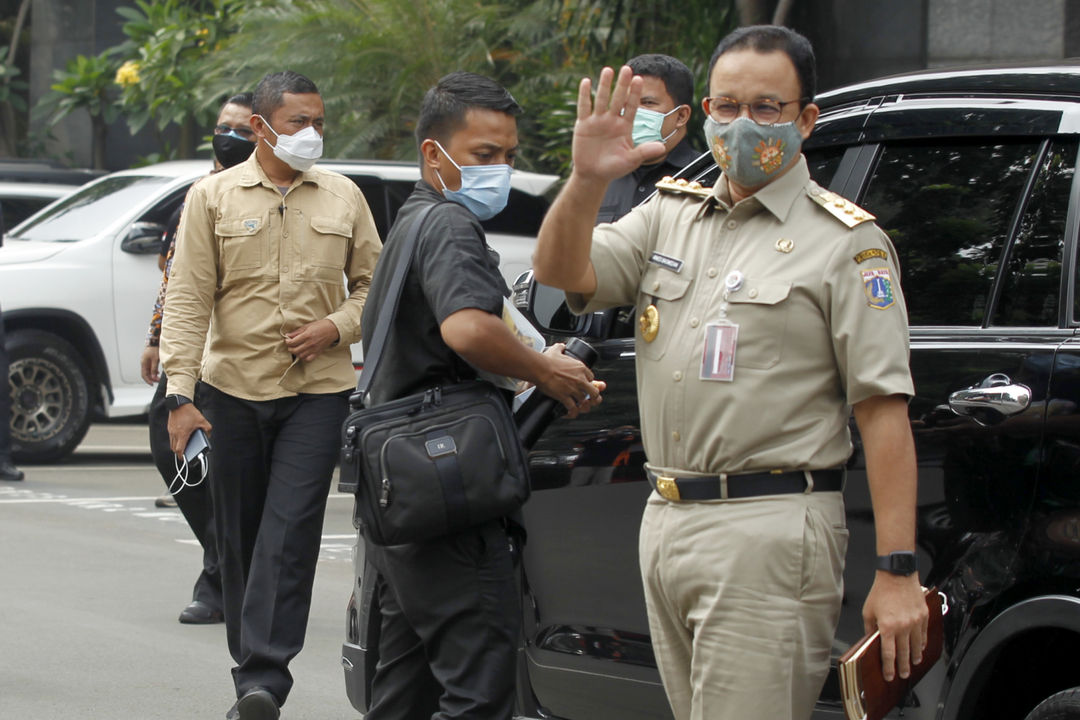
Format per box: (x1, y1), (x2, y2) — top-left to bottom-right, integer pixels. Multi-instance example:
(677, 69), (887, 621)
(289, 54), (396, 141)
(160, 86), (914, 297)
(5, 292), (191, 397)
(533, 26), (928, 720)
(161, 70), (381, 719)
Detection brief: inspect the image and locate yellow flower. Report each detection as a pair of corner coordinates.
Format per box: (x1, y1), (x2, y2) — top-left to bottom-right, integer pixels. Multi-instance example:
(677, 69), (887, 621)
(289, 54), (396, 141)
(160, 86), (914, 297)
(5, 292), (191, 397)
(196, 27), (209, 37)
(115, 60), (141, 87)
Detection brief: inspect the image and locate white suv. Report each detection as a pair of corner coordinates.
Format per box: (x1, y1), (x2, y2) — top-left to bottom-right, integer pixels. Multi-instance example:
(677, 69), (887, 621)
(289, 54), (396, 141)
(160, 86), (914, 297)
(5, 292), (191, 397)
(1, 159), (558, 462)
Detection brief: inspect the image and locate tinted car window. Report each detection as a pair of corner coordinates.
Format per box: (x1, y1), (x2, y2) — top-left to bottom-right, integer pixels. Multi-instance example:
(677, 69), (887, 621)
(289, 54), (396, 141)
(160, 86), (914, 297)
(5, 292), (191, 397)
(805, 146), (846, 189)
(994, 138), (1077, 327)
(860, 139), (1041, 326)
(482, 188), (549, 235)
(1, 197), (55, 230)
(10, 175), (172, 242)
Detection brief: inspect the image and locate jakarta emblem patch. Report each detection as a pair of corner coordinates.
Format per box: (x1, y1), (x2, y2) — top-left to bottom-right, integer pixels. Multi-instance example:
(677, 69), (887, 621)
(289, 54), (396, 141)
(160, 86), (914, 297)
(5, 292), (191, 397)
(861, 268), (895, 309)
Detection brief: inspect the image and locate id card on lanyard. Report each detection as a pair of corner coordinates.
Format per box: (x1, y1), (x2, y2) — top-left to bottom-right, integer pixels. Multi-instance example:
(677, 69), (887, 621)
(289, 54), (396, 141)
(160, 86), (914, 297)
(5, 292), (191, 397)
(700, 321), (738, 381)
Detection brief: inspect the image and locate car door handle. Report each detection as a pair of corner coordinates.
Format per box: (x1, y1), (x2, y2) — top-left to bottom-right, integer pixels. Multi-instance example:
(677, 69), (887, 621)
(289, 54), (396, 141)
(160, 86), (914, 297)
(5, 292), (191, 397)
(948, 373), (1031, 425)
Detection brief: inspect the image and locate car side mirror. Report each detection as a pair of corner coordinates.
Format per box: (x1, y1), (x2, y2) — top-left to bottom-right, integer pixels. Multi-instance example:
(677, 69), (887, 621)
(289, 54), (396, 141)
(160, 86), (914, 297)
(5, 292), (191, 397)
(511, 270), (590, 336)
(120, 221), (166, 254)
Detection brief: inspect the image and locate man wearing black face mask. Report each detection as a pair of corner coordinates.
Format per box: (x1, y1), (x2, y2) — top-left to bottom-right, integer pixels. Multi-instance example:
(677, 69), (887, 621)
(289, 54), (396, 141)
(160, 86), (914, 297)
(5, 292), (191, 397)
(139, 92), (255, 625)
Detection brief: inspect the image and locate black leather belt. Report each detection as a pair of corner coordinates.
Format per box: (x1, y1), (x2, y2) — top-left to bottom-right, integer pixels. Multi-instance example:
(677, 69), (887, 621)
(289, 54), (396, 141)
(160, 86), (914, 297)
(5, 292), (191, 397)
(646, 469), (844, 501)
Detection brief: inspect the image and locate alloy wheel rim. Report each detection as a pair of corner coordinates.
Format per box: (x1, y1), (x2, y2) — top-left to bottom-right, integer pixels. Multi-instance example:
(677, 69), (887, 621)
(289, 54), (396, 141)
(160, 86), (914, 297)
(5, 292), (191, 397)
(9, 357), (71, 442)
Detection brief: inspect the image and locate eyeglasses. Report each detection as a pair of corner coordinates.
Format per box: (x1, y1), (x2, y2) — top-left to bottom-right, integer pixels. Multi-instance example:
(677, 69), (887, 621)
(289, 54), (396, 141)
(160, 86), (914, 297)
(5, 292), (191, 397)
(213, 124), (255, 140)
(704, 96), (807, 125)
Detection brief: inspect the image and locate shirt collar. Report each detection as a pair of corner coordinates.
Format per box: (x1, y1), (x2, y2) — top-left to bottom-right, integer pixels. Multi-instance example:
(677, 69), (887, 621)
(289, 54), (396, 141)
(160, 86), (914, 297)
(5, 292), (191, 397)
(708, 154), (809, 222)
(235, 150), (318, 191)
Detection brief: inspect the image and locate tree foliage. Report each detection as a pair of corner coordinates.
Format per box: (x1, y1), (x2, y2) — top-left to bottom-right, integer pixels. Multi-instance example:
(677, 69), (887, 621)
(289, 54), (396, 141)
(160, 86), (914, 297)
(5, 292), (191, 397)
(25, 0), (739, 173)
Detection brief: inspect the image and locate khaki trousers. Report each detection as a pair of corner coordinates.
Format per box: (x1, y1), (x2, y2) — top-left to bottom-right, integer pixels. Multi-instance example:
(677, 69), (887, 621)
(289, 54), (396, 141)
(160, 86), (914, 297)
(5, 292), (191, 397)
(639, 489), (848, 720)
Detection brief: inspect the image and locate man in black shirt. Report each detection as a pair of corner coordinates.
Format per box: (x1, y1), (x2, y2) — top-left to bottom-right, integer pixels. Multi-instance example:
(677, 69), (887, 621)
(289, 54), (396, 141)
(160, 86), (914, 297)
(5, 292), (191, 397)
(596, 53), (699, 224)
(361, 71), (601, 720)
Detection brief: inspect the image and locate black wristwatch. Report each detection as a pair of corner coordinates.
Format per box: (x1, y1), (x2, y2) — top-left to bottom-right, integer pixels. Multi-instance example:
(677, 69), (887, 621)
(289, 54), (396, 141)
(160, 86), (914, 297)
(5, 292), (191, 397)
(165, 394), (192, 412)
(876, 551), (918, 576)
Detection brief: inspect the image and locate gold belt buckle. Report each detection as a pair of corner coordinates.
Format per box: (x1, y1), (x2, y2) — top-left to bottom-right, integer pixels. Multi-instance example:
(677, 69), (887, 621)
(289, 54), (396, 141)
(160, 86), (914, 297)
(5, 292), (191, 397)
(655, 475), (681, 501)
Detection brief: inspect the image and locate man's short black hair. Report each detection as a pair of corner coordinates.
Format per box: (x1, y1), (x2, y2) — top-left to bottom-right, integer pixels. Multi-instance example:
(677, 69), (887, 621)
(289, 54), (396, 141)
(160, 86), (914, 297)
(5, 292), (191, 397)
(627, 54), (694, 108)
(252, 71), (319, 118)
(415, 72), (523, 154)
(707, 25), (817, 105)
(224, 92), (254, 110)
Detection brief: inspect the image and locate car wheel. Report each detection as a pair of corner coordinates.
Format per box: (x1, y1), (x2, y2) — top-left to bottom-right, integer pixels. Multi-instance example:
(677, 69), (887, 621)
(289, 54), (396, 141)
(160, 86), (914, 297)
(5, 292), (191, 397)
(7, 330), (92, 463)
(1025, 688), (1080, 720)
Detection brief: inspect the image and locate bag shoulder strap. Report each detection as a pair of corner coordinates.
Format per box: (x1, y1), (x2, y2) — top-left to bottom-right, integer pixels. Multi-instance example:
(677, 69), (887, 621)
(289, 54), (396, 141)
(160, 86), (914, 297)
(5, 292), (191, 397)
(354, 202), (441, 405)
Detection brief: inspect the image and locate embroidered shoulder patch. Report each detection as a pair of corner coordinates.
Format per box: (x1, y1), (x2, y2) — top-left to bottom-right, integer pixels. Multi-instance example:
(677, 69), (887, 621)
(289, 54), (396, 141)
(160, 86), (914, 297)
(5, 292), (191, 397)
(853, 248), (887, 264)
(861, 267), (895, 309)
(807, 188), (875, 228)
(655, 176), (713, 198)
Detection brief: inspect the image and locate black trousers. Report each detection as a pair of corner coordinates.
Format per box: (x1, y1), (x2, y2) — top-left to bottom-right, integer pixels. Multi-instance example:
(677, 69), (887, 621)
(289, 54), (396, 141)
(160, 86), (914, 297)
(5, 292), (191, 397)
(199, 383), (347, 704)
(366, 520), (520, 720)
(149, 374), (222, 611)
(0, 306), (13, 462)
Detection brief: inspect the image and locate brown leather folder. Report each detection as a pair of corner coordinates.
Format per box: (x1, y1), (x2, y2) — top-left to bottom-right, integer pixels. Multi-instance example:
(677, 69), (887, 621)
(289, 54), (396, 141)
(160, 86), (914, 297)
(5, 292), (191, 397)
(838, 587), (946, 720)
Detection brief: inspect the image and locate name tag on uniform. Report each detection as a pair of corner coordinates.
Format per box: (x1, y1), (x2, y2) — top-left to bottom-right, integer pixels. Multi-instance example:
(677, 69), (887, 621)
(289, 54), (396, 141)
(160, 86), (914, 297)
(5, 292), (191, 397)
(700, 322), (738, 381)
(649, 252), (684, 273)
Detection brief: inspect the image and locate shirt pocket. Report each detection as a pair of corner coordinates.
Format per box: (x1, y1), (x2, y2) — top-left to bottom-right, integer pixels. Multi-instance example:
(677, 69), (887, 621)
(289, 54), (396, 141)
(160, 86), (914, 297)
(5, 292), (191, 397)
(637, 265), (692, 361)
(726, 279), (791, 369)
(303, 215), (351, 283)
(216, 217), (268, 281)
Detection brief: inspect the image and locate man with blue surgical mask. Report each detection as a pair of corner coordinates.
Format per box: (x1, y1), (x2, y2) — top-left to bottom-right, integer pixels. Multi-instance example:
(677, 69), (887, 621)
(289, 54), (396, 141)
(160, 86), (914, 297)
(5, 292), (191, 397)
(596, 53), (697, 224)
(358, 71), (602, 720)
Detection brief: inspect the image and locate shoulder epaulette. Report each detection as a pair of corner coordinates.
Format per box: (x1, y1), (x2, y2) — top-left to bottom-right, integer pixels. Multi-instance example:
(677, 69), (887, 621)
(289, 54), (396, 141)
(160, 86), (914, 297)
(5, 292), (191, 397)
(806, 187), (875, 228)
(655, 175), (713, 199)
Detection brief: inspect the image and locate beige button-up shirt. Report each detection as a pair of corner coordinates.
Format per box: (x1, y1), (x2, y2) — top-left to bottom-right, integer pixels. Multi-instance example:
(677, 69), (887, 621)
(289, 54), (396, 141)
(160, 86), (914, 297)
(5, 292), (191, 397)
(569, 157), (913, 476)
(160, 153), (381, 401)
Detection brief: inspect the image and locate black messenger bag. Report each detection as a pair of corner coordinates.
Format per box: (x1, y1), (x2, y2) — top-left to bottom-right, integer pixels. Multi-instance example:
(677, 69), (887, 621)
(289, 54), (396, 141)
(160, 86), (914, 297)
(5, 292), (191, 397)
(339, 203), (530, 546)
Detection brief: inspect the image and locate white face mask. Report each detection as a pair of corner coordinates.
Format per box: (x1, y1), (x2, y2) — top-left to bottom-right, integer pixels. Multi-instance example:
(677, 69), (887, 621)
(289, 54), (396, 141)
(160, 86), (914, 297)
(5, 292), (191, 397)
(258, 115), (323, 172)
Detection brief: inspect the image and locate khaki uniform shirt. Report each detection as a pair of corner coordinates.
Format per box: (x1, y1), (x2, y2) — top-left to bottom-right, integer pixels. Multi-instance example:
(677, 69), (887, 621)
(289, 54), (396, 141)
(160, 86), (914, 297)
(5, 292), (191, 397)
(568, 157), (913, 477)
(161, 153), (381, 401)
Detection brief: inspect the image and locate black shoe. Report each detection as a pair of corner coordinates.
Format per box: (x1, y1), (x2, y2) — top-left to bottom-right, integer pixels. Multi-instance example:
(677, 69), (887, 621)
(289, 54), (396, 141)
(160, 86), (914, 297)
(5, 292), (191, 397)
(154, 493), (177, 508)
(0, 461), (24, 482)
(236, 687), (279, 720)
(178, 600), (223, 624)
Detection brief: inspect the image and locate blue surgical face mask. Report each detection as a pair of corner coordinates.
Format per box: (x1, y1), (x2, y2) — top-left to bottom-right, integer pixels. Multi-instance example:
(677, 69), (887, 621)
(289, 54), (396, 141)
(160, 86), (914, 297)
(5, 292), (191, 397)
(632, 106), (681, 147)
(433, 140), (512, 221)
(703, 115), (803, 189)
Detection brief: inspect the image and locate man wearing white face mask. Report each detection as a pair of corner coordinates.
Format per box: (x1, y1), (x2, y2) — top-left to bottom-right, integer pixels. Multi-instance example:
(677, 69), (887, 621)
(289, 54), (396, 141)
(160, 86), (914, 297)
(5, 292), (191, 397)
(160, 70), (381, 720)
(596, 53), (697, 224)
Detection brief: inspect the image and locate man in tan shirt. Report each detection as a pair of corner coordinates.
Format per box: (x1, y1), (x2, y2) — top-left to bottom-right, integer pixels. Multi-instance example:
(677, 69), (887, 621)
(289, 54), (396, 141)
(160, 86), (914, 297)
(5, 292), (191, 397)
(160, 70), (380, 720)
(533, 26), (927, 720)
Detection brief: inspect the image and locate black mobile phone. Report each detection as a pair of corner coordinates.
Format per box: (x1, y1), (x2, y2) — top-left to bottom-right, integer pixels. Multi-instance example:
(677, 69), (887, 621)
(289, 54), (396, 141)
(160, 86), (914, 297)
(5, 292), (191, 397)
(183, 428), (211, 464)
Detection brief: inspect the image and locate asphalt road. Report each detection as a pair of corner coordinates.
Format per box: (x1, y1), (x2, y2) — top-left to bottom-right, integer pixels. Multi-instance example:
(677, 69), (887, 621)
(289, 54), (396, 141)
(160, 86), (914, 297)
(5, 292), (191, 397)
(0, 422), (362, 719)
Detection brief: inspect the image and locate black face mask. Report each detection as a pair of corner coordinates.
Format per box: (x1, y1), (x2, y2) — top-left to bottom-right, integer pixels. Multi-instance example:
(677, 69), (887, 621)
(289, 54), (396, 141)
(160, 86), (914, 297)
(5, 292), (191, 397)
(212, 133), (256, 169)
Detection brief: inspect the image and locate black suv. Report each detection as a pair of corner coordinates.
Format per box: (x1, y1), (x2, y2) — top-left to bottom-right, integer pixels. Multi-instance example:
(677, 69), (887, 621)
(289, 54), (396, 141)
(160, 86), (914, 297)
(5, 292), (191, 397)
(343, 62), (1080, 720)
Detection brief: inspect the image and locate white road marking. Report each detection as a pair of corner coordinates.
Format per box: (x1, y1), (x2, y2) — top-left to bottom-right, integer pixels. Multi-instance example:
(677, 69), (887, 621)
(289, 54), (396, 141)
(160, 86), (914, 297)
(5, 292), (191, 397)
(74, 445), (151, 453)
(0, 487), (355, 562)
(0, 492), (353, 504)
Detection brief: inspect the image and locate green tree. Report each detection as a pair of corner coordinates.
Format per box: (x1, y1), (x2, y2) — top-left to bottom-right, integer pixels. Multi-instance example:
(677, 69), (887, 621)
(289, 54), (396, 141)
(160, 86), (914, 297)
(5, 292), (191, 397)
(112, 0), (247, 158)
(34, 52), (119, 169)
(0, 0), (30, 157)
(202, 0), (736, 176)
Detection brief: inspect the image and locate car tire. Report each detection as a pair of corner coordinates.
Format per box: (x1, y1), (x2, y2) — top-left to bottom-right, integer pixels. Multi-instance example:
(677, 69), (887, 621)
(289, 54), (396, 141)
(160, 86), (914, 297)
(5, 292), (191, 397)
(7, 330), (92, 463)
(1025, 688), (1080, 720)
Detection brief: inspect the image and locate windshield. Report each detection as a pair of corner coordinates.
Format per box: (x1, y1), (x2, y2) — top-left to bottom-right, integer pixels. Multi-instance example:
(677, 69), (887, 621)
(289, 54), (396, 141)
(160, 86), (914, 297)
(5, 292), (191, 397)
(9, 175), (172, 242)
